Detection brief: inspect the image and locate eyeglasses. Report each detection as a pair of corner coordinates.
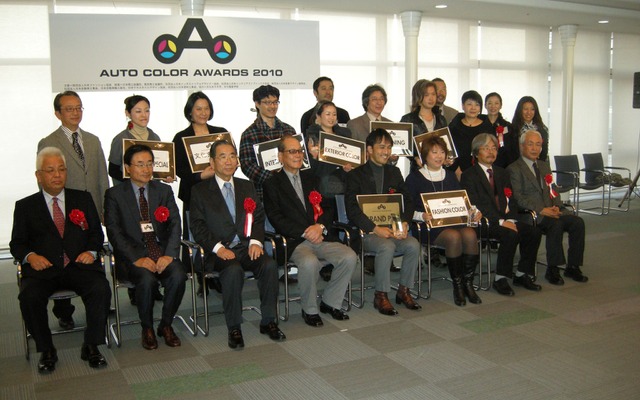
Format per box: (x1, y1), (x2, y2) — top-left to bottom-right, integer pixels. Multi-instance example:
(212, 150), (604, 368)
(131, 162), (154, 169)
(260, 100), (280, 106)
(39, 167), (67, 174)
(283, 149), (304, 155)
(60, 106), (84, 113)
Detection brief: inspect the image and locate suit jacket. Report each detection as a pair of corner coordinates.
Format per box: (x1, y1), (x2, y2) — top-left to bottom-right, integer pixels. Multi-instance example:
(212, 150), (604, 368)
(347, 113), (392, 143)
(10, 188), (104, 280)
(345, 161), (415, 233)
(189, 177), (266, 257)
(263, 169), (338, 253)
(507, 157), (563, 223)
(441, 104), (459, 125)
(460, 163), (519, 228)
(104, 180), (181, 280)
(38, 128), (109, 215)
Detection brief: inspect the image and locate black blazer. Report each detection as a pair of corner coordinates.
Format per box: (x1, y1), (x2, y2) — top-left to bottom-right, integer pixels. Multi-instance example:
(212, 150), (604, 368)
(10, 188), (104, 280)
(104, 180), (182, 280)
(263, 169), (338, 253)
(345, 161), (415, 233)
(460, 163), (519, 228)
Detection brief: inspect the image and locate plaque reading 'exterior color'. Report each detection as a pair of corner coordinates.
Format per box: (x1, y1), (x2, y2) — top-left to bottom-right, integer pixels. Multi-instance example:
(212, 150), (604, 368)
(123, 139), (175, 180)
(318, 131), (365, 167)
(182, 132), (234, 173)
(254, 133), (310, 171)
(420, 190), (472, 228)
(370, 121), (413, 156)
(356, 194), (404, 227)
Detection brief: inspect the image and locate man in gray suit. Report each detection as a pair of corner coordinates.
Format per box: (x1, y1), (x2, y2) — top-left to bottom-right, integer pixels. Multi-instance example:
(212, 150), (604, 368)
(37, 91), (110, 330)
(190, 140), (285, 349)
(508, 130), (588, 285)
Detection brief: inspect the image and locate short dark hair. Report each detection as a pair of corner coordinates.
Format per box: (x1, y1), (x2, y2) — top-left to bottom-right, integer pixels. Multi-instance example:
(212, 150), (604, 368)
(253, 85), (280, 102)
(366, 128), (393, 148)
(432, 77), (445, 84)
(361, 84), (387, 111)
(53, 91), (81, 112)
(420, 134), (448, 162)
(461, 90), (482, 107)
(124, 144), (154, 165)
(209, 139), (236, 158)
(124, 95), (150, 113)
(184, 91), (214, 122)
(313, 77), (333, 92)
(277, 134), (297, 152)
(484, 92), (502, 105)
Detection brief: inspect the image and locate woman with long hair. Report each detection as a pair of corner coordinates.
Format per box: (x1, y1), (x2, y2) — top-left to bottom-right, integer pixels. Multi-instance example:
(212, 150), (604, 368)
(511, 96), (549, 162)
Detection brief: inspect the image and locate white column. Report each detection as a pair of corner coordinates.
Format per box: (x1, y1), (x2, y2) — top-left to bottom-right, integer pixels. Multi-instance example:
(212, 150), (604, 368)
(558, 25), (578, 155)
(181, 0), (205, 16)
(401, 11), (422, 112)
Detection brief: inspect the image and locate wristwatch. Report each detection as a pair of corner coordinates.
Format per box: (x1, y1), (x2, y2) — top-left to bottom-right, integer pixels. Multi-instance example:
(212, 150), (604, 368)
(319, 224), (328, 236)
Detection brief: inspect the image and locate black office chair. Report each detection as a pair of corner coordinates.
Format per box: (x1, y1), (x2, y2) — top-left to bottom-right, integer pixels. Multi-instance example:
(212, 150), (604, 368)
(583, 152), (631, 212)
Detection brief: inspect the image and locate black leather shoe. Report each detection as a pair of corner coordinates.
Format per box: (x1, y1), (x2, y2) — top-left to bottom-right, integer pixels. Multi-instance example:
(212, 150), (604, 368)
(492, 278), (515, 296)
(38, 348), (58, 374)
(319, 302), (350, 320)
(80, 343), (107, 369)
(259, 321), (287, 341)
(301, 310), (324, 327)
(157, 326), (181, 347)
(141, 327), (158, 350)
(564, 266), (588, 282)
(58, 317), (75, 330)
(228, 329), (244, 349)
(513, 274), (542, 291)
(545, 266), (565, 285)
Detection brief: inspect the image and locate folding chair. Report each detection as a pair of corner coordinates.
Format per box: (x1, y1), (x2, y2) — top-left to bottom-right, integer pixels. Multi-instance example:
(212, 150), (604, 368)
(554, 154), (609, 215)
(583, 152), (631, 212)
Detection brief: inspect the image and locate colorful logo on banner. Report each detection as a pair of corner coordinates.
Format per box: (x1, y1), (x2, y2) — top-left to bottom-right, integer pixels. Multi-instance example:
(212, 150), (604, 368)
(152, 18), (237, 64)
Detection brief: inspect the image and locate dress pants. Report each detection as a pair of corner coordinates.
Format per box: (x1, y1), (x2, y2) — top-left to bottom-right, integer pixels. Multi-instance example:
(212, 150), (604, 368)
(128, 260), (187, 329)
(19, 264), (111, 352)
(209, 244), (278, 329)
(537, 214), (585, 267)
(363, 234), (420, 292)
(290, 240), (357, 314)
(487, 222), (541, 277)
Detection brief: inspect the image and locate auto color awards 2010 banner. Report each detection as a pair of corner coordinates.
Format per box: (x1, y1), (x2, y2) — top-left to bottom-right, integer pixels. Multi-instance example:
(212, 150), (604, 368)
(49, 15), (319, 91)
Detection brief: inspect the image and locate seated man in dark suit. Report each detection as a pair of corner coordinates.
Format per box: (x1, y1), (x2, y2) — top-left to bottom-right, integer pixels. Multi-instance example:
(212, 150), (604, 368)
(345, 129), (422, 315)
(263, 135), (357, 327)
(461, 134), (542, 296)
(104, 144), (187, 350)
(507, 130), (588, 285)
(190, 140), (286, 349)
(10, 147), (110, 374)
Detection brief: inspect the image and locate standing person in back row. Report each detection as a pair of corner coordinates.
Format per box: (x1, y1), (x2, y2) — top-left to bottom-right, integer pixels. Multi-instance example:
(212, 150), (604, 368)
(300, 76), (351, 134)
(38, 90), (110, 332)
(432, 78), (459, 124)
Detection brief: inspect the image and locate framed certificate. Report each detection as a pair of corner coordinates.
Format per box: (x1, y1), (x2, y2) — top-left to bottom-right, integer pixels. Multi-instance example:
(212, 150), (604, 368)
(370, 121), (413, 156)
(356, 194), (404, 227)
(182, 132), (234, 173)
(318, 132), (365, 167)
(414, 127), (458, 163)
(122, 139), (175, 180)
(253, 133), (310, 171)
(421, 190), (471, 228)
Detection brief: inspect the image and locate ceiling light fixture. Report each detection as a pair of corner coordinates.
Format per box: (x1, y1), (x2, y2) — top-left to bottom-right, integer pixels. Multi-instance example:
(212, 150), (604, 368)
(435, 5), (448, 9)
(598, 20), (609, 24)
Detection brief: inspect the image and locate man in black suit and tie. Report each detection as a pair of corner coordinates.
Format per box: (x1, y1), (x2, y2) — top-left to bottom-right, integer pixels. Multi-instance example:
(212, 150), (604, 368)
(461, 134), (542, 296)
(190, 140), (285, 349)
(263, 135), (357, 327)
(104, 144), (187, 350)
(508, 130), (588, 285)
(10, 147), (110, 373)
(345, 129), (422, 316)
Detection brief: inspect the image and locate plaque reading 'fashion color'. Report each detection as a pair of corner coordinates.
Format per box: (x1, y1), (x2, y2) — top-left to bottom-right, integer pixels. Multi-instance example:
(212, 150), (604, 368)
(182, 132), (234, 173)
(254, 134), (310, 171)
(318, 131), (365, 167)
(370, 121), (413, 156)
(356, 194), (404, 227)
(123, 139), (175, 180)
(420, 190), (472, 228)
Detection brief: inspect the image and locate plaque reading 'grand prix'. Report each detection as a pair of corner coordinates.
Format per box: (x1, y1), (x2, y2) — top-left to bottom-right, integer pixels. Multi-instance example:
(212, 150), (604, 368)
(370, 121), (413, 156)
(318, 131), (365, 167)
(123, 139), (175, 180)
(356, 194), (404, 227)
(421, 190), (472, 228)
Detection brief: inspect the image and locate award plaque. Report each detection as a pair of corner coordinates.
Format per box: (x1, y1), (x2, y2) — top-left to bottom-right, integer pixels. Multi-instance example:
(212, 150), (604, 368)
(253, 133), (310, 171)
(356, 194), (404, 227)
(122, 139), (175, 180)
(414, 127), (458, 163)
(370, 121), (413, 156)
(420, 190), (472, 228)
(318, 131), (365, 167)
(182, 132), (234, 173)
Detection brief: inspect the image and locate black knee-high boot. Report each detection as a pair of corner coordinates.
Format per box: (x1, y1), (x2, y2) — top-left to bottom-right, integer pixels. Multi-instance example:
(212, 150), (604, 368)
(446, 256), (466, 306)
(462, 254), (482, 304)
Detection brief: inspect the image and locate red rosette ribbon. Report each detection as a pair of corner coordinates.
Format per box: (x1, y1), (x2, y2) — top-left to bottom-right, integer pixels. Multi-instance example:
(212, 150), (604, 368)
(544, 174), (558, 199)
(504, 187), (512, 213)
(244, 198), (257, 237)
(496, 125), (505, 147)
(154, 206), (170, 223)
(308, 190), (324, 223)
(388, 187), (396, 194)
(69, 209), (88, 230)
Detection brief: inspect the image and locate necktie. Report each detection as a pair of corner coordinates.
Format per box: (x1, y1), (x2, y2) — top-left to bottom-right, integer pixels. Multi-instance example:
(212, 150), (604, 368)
(223, 182), (240, 245)
(52, 197), (70, 266)
(532, 162), (542, 189)
(292, 174), (306, 209)
(71, 132), (86, 169)
(487, 168), (499, 208)
(138, 187), (163, 261)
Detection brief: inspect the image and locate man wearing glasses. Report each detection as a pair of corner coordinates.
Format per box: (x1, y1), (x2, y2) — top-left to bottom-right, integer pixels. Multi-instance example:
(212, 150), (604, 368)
(239, 85), (296, 200)
(38, 91), (110, 331)
(104, 144), (187, 351)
